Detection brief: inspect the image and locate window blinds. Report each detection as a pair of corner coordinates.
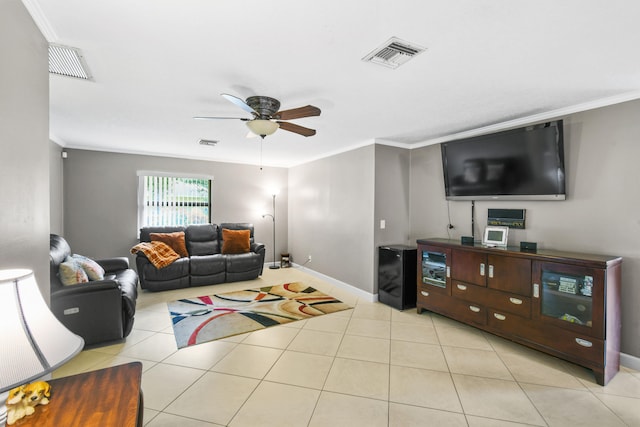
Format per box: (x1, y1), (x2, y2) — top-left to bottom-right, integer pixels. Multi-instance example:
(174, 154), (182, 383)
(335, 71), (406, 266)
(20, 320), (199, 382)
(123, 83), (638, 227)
(141, 176), (210, 227)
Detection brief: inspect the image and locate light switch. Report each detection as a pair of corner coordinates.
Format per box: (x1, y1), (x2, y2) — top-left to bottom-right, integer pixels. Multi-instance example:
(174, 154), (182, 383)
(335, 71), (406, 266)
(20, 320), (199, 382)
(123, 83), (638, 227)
(380, 219), (386, 229)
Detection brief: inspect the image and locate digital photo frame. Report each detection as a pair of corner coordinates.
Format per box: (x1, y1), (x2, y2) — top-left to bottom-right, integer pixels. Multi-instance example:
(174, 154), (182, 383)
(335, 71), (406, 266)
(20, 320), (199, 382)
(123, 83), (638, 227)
(482, 225), (509, 247)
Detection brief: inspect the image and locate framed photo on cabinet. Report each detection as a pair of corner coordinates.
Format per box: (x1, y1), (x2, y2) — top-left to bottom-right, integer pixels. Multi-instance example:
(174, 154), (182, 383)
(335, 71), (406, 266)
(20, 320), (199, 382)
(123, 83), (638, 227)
(482, 225), (509, 247)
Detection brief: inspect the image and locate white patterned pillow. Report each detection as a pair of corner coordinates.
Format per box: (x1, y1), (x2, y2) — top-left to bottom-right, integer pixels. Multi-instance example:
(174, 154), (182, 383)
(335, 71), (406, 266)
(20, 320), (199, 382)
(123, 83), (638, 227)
(72, 254), (105, 281)
(59, 256), (89, 285)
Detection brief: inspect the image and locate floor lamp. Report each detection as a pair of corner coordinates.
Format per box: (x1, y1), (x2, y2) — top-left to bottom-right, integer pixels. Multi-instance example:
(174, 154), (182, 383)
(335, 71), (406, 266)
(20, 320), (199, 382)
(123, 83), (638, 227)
(262, 193), (280, 269)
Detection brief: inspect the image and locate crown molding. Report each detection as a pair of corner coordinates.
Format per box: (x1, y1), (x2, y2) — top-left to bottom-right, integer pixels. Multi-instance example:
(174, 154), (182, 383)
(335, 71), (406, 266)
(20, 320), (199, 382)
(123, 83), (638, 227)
(21, 0), (57, 42)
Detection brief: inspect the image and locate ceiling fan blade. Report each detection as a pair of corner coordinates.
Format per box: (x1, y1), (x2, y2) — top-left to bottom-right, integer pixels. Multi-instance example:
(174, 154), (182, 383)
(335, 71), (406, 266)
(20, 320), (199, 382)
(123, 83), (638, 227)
(193, 116), (249, 120)
(221, 93), (257, 115)
(274, 105), (321, 120)
(277, 121), (316, 137)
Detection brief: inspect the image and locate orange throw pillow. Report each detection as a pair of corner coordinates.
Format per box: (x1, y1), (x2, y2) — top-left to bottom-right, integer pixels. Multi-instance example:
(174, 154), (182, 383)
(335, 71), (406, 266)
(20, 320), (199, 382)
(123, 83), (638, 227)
(150, 231), (189, 258)
(221, 229), (251, 254)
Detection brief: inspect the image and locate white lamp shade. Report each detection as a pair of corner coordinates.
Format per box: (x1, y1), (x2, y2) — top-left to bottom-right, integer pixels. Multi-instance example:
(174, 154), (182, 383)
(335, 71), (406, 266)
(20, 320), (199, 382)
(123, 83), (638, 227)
(0, 269), (84, 392)
(246, 119), (279, 136)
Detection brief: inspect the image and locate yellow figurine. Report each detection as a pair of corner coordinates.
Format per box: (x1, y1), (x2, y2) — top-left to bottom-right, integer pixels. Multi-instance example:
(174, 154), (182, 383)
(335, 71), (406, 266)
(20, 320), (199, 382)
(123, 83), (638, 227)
(23, 381), (51, 411)
(6, 381), (51, 425)
(6, 385), (29, 425)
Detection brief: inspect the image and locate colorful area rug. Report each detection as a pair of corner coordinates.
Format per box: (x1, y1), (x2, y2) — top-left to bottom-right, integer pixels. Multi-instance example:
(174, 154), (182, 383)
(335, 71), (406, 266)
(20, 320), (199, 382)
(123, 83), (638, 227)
(167, 282), (352, 348)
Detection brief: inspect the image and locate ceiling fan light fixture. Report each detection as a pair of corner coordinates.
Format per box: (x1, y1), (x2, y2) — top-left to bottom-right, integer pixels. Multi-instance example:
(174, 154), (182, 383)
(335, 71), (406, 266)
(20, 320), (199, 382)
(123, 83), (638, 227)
(246, 120), (279, 137)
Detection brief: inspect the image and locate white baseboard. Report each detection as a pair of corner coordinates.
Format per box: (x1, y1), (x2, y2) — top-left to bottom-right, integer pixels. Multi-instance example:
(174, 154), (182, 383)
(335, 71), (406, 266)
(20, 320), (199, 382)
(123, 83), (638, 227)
(621, 352), (640, 371)
(292, 263), (377, 302)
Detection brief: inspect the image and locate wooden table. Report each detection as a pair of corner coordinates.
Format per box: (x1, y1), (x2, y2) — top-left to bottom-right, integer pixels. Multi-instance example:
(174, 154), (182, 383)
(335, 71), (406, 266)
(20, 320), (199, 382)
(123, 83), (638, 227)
(12, 362), (143, 427)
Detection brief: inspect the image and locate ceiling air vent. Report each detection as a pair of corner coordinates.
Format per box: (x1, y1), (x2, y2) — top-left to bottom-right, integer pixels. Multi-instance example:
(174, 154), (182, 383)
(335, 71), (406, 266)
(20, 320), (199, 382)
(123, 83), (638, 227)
(362, 37), (426, 69)
(49, 44), (92, 80)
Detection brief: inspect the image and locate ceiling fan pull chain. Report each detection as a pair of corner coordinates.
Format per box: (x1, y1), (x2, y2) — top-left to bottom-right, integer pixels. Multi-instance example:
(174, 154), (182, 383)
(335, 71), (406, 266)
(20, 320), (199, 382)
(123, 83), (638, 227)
(260, 139), (263, 171)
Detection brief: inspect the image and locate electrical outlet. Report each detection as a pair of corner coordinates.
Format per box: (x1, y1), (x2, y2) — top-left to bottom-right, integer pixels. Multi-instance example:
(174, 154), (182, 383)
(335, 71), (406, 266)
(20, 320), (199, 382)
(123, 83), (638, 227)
(307, 255), (312, 262)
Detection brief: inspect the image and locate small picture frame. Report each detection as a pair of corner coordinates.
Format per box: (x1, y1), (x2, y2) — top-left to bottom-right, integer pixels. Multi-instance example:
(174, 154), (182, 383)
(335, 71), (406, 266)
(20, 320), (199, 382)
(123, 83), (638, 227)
(482, 225), (509, 247)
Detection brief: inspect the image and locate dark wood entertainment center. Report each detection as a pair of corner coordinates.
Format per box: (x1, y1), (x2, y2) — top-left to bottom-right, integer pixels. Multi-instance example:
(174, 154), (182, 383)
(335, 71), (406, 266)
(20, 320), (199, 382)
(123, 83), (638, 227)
(416, 238), (622, 385)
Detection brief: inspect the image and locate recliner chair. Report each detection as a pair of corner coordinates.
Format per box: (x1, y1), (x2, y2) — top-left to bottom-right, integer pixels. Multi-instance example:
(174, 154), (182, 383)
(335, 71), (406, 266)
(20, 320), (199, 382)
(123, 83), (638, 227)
(49, 234), (138, 346)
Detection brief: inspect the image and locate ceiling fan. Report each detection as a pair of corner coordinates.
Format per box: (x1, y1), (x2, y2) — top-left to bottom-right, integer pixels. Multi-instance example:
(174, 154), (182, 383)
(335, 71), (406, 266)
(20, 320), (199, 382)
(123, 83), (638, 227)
(194, 94), (321, 138)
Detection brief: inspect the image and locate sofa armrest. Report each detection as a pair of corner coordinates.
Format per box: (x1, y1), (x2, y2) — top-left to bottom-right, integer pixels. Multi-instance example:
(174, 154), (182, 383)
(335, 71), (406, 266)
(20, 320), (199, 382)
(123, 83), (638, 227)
(251, 242), (265, 254)
(96, 257), (130, 273)
(50, 280), (125, 346)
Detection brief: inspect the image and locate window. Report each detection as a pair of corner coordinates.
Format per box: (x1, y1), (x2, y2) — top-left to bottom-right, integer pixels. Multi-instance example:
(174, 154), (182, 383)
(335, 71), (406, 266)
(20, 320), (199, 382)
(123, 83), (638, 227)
(138, 174), (212, 228)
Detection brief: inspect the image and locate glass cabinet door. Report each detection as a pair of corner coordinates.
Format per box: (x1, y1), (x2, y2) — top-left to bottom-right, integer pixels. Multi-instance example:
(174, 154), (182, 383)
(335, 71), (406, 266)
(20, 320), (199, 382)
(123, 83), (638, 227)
(541, 270), (593, 325)
(420, 246), (451, 295)
(534, 261), (604, 339)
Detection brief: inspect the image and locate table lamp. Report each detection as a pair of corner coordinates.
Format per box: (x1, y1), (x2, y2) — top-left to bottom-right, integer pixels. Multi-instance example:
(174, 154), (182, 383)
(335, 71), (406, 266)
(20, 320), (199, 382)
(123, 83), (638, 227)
(0, 269), (84, 425)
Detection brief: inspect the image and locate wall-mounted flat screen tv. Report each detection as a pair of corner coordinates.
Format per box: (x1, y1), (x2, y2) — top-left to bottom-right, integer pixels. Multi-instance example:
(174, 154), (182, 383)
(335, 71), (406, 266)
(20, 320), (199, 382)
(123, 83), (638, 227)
(441, 120), (565, 201)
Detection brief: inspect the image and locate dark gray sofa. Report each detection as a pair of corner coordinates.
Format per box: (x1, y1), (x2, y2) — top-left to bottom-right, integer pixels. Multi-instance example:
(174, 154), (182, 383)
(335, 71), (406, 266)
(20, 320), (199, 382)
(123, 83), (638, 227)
(49, 234), (138, 346)
(135, 223), (265, 292)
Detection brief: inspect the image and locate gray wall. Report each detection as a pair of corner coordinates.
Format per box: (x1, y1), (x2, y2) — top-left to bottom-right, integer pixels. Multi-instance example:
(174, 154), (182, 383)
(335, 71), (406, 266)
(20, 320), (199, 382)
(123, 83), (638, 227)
(409, 99), (640, 358)
(50, 142), (64, 235)
(289, 145), (376, 293)
(373, 144), (412, 291)
(409, 143), (453, 240)
(374, 144), (412, 246)
(62, 149), (288, 266)
(0, 0), (50, 294)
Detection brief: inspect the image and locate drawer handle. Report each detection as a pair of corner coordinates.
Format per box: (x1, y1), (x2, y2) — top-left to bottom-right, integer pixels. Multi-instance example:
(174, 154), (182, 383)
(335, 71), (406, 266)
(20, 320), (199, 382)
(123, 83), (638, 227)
(421, 291), (429, 297)
(469, 305), (480, 313)
(575, 338), (593, 348)
(456, 284), (467, 291)
(509, 297), (523, 305)
(493, 313), (506, 321)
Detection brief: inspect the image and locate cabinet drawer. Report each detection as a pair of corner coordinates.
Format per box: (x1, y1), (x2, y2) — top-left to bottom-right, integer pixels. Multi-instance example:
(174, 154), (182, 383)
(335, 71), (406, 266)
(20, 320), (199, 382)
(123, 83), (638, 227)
(489, 292), (531, 318)
(487, 309), (535, 337)
(453, 301), (487, 326)
(453, 282), (531, 318)
(417, 287), (449, 314)
(419, 288), (486, 326)
(488, 309), (604, 367)
(535, 324), (605, 367)
(451, 281), (484, 300)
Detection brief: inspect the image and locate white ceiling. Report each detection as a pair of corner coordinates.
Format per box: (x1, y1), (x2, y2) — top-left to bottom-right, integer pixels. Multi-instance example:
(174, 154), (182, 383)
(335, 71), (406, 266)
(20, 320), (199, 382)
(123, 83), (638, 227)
(24, 0), (640, 168)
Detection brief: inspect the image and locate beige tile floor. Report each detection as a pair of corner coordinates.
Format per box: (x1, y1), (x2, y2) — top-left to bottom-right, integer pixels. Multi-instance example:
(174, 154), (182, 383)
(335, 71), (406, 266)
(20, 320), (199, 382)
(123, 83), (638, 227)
(53, 267), (640, 426)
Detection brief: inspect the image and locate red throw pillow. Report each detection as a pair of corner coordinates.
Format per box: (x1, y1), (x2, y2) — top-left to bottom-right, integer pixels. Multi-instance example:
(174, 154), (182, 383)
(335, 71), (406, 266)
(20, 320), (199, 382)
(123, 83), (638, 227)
(221, 229), (251, 254)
